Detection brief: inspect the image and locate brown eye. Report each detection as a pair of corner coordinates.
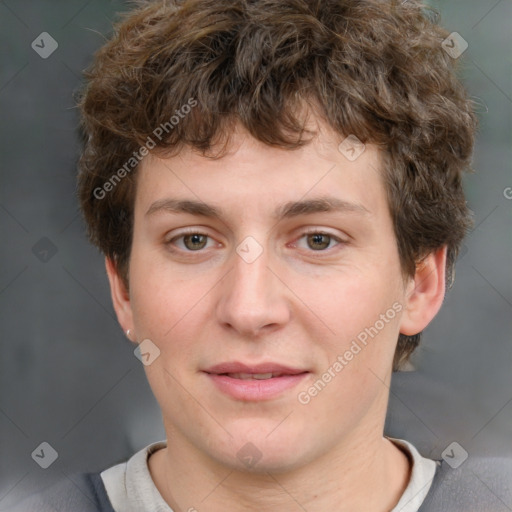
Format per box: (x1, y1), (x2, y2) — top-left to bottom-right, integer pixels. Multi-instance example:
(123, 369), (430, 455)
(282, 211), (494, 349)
(306, 233), (332, 250)
(293, 230), (347, 255)
(182, 234), (208, 251)
(166, 232), (213, 252)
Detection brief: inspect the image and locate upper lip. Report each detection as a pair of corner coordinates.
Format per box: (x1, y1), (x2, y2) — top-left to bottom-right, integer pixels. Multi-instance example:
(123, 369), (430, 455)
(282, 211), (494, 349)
(204, 362), (309, 375)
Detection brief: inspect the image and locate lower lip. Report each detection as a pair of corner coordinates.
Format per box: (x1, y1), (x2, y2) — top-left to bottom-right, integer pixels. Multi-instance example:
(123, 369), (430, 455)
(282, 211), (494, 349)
(205, 373), (309, 401)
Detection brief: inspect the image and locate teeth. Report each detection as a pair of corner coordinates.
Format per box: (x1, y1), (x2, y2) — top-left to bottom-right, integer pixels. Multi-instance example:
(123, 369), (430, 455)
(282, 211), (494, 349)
(228, 372), (277, 380)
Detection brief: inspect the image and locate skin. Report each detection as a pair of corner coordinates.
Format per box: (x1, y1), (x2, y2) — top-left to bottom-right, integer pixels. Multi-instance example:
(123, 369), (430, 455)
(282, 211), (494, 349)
(106, 118), (447, 512)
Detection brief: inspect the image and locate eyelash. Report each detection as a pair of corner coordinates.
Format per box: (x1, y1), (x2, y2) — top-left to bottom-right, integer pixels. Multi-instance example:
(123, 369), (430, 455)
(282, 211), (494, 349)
(291, 229), (346, 254)
(165, 228), (346, 256)
(165, 230), (216, 253)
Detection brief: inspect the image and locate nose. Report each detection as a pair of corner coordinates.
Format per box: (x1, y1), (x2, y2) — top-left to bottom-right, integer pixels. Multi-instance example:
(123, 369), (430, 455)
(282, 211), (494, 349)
(215, 239), (291, 338)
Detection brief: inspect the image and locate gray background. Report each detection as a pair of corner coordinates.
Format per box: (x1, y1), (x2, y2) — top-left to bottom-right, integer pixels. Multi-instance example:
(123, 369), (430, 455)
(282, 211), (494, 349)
(0, 0), (511, 507)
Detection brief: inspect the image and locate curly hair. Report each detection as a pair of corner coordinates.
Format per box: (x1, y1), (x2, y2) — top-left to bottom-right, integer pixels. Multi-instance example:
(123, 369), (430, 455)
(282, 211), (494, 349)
(76, 0), (477, 371)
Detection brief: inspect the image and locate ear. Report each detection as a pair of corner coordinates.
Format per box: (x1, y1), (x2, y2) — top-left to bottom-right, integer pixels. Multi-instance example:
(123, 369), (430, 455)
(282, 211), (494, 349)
(399, 246), (447, 336)
(105, 257), (134, 341)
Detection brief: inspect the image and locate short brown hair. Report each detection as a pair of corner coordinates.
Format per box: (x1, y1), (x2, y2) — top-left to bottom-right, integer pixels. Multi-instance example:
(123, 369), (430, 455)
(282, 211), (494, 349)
(77, 0), (477, 371)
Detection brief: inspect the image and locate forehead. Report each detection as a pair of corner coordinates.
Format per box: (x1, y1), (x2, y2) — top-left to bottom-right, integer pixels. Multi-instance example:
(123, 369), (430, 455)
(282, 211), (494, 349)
(134, 123), (386, 223)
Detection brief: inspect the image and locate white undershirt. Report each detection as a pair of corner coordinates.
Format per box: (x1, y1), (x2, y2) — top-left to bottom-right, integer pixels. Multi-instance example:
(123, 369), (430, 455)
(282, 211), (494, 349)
(101, 437), (438, 512)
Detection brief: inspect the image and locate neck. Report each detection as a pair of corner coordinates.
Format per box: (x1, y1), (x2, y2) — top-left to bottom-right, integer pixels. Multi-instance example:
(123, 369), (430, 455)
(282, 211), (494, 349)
(149, 428), (411, 512)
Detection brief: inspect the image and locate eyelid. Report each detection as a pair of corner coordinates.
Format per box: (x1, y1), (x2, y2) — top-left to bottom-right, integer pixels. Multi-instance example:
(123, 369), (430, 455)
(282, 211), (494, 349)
(298, 227), (346, 238)
(165, 226), (213, 238)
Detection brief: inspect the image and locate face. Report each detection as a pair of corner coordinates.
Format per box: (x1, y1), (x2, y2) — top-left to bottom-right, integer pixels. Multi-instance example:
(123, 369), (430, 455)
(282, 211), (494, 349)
(108, 120), (436, 473)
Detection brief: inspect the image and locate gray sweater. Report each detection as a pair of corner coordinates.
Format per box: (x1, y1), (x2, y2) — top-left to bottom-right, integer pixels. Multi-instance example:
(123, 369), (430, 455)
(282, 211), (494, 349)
(3, 454), (512, 511)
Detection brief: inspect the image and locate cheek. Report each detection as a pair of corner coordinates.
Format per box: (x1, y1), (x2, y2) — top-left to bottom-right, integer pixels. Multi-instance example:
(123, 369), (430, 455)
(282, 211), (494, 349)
(300, 269), (400, 339)
(303, 270), (404, 385)
(128, 247), (207, 339)
(298, 293), (402, 426)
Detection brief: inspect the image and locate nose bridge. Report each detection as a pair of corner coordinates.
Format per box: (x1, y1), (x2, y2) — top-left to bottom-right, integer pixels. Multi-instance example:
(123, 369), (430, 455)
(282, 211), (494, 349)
(216, 234), (289, 335)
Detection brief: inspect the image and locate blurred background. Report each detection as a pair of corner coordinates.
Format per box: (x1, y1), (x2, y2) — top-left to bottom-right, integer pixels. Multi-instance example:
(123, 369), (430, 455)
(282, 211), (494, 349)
(0, 0), (511, 507)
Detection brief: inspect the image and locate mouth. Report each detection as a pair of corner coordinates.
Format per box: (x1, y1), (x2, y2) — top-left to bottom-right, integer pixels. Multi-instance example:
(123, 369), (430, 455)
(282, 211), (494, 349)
(204, 361), (308, 375)
(217, 372), (298, 380)
(203, 362), (310, 401)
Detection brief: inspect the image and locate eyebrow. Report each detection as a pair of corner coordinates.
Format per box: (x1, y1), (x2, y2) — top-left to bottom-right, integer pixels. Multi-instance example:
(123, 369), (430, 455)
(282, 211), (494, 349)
(145, 196), (370, 221)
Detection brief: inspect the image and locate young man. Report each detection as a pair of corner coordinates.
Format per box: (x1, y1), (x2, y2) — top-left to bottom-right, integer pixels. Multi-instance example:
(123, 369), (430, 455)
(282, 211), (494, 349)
(7, 0), (512, 511)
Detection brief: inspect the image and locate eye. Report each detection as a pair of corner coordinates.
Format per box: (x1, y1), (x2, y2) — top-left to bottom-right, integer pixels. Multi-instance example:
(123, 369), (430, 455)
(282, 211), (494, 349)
(294, 230), (345, 252)
(166, 231), (215, 252)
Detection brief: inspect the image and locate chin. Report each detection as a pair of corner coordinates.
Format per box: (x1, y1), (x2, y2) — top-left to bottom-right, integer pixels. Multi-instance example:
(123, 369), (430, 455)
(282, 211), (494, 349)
(210, 427), (315, 475)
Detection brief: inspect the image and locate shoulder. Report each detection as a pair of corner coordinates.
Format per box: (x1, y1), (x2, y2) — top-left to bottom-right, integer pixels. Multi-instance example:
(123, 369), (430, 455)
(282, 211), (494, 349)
(419, 455), (512, 511)
(1, 472), (115, 512)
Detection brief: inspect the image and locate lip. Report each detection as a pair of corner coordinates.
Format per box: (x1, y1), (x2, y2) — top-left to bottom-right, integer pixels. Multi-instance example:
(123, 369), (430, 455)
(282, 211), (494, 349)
(203, 361), (310, 401)
(204, 361), (307, 375)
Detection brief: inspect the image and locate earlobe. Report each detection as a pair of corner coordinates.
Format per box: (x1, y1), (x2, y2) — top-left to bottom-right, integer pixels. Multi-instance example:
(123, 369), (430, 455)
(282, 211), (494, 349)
(105, 257), (134, 338)
(399, 246), (447, 336)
